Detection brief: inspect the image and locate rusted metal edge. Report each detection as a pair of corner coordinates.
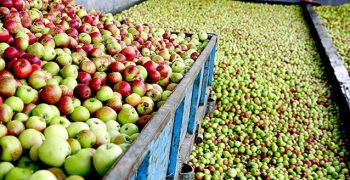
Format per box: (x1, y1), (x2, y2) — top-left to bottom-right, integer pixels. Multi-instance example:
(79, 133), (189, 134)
(104, 34), (217, 180)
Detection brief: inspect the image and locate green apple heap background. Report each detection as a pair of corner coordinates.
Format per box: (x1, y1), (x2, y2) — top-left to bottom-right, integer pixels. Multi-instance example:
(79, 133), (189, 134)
(119, 0), (350, 179)
(316, 4), (350, 72)
(0, 0), (208, 179)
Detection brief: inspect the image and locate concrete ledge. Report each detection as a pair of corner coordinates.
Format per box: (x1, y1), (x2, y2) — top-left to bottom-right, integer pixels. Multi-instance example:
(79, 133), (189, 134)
(75, 0), (143, 14)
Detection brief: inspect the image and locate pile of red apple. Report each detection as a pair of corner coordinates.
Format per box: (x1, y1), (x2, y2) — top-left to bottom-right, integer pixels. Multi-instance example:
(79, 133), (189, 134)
(0, 0), (209, 179)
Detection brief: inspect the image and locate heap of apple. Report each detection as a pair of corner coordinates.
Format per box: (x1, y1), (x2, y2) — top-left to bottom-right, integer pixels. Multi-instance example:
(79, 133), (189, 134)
(316, 3), (350, 71)
(0, 0), (209, 179)
(121, 0), (350, 179)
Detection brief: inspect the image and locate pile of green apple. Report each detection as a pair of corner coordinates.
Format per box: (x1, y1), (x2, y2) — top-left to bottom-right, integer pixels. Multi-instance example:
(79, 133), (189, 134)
(0, 0), (209, 179)
(120, 0), (350, 179)
(316, 3), (350, 71)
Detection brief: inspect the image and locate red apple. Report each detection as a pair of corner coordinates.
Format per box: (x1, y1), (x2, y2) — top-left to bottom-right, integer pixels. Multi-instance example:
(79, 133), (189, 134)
(3, 46), (18, 60)
(0, 27), (10, 42)
(39, 84), (63, 104)
(157, 64), (171, 79)
(74, 84), (91, 100)
(115, 54), (126, 63)
(143, 60), (158, 72)
(79, 60), (96, 75)
(60, 85), (74, 97)
(58, 96), (74, 115)
(1, 0), (13, 8)
(121, 46), (136, 61)
(4, 20), (20, 34)
(12, 58), (32, 79)
(107, 72), (122, 85)
(22, 53), (41, 65)
(109, 61), (125, 72)
(90, 77), (101, 91)
(77, 72), (91, 84)
(113, 81), (131, 97)
(31, 64), (41, 72)
(148, 70), (161, 84)
(12, 0), (24, 10)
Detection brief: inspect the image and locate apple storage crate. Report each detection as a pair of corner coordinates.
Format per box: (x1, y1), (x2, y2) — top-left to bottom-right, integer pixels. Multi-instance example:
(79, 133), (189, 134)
(102, 34), (217, 180)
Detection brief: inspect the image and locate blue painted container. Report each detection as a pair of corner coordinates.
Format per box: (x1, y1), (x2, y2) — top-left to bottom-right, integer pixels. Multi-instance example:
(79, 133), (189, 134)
(103, 34), (217, 180)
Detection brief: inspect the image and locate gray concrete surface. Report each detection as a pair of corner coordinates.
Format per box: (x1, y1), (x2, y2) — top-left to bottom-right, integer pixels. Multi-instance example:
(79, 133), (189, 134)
(75, 0), (143, 14)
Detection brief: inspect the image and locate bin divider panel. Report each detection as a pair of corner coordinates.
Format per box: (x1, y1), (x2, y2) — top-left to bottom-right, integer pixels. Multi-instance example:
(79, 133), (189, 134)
(135, 152), (150, 180)
(167, 99), (185, 179)
(188, 69), (204, 134)
(208, 44), (216, 86)
(147, 119), (174, 180)
(179, 85), (194, 144)
(199, 60), (210, 105)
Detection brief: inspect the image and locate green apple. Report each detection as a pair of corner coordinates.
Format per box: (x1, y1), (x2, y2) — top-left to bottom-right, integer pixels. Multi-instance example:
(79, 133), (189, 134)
(83, 98), (103, 114)
(170, 73), (183, 83)
(28, 71), (47, 90)
(48, 168), (67, 180)
(4, 96), (23, 112)
(86, 118), (107, 131)
(130, 133), (139, 141)
(13, 113), (28, 122)
(67, 138), (82, 155)
(38, 137), (71, 167)
(54, 33), (70, 48)
(137, 65), (148, 80)
(15, 85), (38, 104)
(56, 53), (72, 67)
(27, 42), (45, 58)
(113, 134), (131, 145)
(66, 175), (85, 180)
(43, 62), (60, 75)
(0, 124), (7, 138)
(50, 105), (60, 118)
(95, 106), (117, 122)
(76, 130), (96, 148)
(0, 136), (23, 161)
(29, 145), (40, 161)
(0, 162), (13, 180)
(31, 103), (53, 123)
(118, 104), (139, 124)
(60, 65), (78, 79)
(60, 77), (78, 90)
(19, 129), (45, 149)
(125, 93), (142, 107)
(17, 156), (39, 172)
(44, 125), (68, 140)
(161, 90), (172, 101)
(78, 33), (91, 44)
(106, 120), (120, 132)
(119, 143), (131, 152)
(25, 116), (47, 132)
(0, 43), (10, 56)
(0, 104), (13, 123)
(66, 122), (89, 138)
(70, 106), (90, 122)
(29, 170), (57, 180)
(64, 148), (95, 176)
(5, 167), (32, 180)
(96, 86), (113, 101)
(120, 123), (139, 136)
(108, 130), (120, 143)
(93, 143), (123, 175)
(43, 46), (57, 61)
(94, 129), (110, 147)
(49, 117), (71, 128)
